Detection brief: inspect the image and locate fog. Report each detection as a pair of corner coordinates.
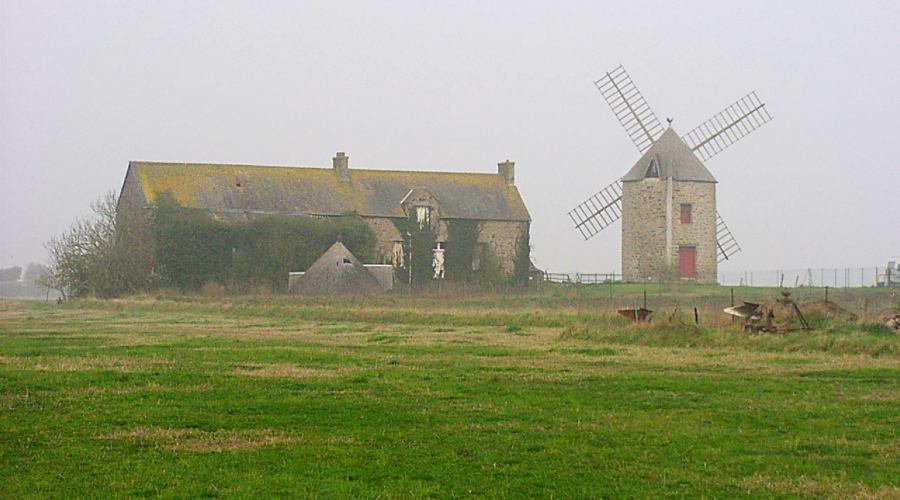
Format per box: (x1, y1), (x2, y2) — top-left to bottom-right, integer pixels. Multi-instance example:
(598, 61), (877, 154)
(2, 0), (898, 274)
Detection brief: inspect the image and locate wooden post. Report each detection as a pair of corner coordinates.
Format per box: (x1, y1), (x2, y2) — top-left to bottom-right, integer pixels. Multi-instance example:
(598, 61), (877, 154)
(694, 307), (699, 325)
(825, 286), (829, 303)
(730, 288), (735, 325)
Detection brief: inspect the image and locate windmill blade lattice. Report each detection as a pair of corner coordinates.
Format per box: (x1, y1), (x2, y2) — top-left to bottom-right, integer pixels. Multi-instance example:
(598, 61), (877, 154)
(594, 65), (665, 152)
(568, 179), (623, 240)
(715, 211), (742, 263)
(682, 92), (773, 162)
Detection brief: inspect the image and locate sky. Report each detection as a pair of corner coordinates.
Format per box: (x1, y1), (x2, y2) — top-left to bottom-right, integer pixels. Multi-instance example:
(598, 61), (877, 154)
(1, 0), (898, 275)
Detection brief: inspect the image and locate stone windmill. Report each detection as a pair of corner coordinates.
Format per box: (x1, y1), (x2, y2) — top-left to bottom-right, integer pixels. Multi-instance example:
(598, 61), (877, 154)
(568, 65), (772, 283)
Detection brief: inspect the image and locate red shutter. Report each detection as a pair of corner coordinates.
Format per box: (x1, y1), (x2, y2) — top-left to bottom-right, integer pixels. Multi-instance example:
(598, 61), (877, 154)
(680, 204), (692, 223)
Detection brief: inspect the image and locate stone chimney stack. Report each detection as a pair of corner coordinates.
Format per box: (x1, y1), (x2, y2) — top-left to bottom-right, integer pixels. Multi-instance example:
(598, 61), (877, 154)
(333, 152), (350, 183)
(498, 160), (515, 187)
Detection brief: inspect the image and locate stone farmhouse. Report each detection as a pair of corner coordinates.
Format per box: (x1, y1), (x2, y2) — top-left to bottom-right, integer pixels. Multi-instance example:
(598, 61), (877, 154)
(117, 153), (531, 277)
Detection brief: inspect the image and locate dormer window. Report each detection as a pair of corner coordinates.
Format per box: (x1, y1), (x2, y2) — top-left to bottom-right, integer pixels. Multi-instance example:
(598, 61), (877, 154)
(416, 206), (430, 227)
(645, 158), (659, 178)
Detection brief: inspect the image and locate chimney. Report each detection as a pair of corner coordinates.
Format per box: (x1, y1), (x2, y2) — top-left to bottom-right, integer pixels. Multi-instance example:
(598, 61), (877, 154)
(498, 160), (515, 187)
(333, 152), (350, 183)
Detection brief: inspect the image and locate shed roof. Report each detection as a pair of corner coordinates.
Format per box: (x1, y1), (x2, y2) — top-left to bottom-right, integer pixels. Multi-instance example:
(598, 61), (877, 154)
(126, 161), (530, 221)
(622, 127), (716, 183)
(289, 242), (384, 296)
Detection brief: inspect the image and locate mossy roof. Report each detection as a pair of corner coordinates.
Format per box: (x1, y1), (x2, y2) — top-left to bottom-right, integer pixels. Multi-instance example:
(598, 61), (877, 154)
(126, 161), (531, 221)
(622, 127), (717, 183)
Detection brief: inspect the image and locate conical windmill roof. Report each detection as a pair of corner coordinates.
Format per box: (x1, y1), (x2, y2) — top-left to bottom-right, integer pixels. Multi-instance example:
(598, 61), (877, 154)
(289, 241), (384, 296)
(622, 127), (716, 183)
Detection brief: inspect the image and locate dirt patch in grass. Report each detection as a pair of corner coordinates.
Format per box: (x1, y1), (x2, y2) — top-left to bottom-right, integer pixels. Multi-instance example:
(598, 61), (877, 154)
(738, 473), (899, 499)
(0, 355), (173, 372)
(854, 389), (900, 403)
(231, 363), (355, 379)
(69, 382), (216, 396)
(101, 427), (297, 452)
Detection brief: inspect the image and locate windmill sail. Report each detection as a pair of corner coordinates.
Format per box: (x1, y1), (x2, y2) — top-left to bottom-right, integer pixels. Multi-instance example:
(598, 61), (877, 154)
(594, 65), (665, 152)
(682, 92), (772, 161)
(568, 179), (623, 240)
(715, 211), (742, 263)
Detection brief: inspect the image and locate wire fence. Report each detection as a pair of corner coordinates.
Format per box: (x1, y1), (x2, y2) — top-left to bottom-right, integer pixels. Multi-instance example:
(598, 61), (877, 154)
(719, 267), (895, 288)
(542, 272), (622, 284)
(540, 266), (897, 288)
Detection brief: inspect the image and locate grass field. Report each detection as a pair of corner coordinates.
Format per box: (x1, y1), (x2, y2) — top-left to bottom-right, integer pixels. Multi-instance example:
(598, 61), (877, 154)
(1, 285), (898, 498)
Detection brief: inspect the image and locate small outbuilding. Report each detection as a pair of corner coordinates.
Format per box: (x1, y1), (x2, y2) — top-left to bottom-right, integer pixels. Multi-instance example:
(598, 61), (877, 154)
(288, 242), (386, 296)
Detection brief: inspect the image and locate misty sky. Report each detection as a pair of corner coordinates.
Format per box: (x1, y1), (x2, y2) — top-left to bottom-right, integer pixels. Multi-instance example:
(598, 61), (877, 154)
(2, 0), (898, 275)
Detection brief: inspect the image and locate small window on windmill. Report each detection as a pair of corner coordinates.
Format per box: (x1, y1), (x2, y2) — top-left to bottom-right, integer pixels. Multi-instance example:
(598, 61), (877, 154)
(416, 206), (430, 228)
(680, 203), (692, 223)
(342, 257), (352, 265)
(645, 158), (659, 178)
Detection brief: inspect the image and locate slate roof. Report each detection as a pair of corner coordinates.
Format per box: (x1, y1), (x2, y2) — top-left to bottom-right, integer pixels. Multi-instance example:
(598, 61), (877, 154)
(621, 127), (717, 183)
(124, 161), (530, 221)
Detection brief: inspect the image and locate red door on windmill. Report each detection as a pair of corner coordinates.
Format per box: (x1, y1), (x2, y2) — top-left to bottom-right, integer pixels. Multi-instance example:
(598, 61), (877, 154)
(679, 246), (696, 278)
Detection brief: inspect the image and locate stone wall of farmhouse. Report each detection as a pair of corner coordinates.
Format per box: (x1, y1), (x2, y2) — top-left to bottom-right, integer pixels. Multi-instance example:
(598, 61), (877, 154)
(476, 220), (528, 276)
(363, 216), (527, 276)
(363, 217), (403, 265)
(622, 179), (716, 283)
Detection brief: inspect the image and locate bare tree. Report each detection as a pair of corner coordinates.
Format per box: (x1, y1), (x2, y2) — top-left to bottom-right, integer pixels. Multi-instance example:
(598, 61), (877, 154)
(45, 191), (155, 298)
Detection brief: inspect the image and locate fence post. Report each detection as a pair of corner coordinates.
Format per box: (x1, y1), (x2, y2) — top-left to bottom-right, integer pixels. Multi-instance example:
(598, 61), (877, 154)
(730, 288), (735, 325)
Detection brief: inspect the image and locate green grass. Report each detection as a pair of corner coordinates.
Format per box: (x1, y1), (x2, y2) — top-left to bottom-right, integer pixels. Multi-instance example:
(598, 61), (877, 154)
(0, 287), (898, 498)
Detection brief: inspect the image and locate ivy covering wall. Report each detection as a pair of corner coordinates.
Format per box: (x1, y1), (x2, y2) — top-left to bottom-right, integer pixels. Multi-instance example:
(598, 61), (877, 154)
(444, 219), (480, 282)
(153, 192), (375, 292)
(513, 225), (531, 287)
(390, 215), (435, 286)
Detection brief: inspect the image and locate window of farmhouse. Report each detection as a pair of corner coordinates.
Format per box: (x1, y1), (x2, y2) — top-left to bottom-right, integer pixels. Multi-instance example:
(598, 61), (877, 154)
(416, 206), (430, 227)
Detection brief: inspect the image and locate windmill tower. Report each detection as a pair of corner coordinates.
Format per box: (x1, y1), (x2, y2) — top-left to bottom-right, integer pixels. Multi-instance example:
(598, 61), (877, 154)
(568, 65), (772, 283)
